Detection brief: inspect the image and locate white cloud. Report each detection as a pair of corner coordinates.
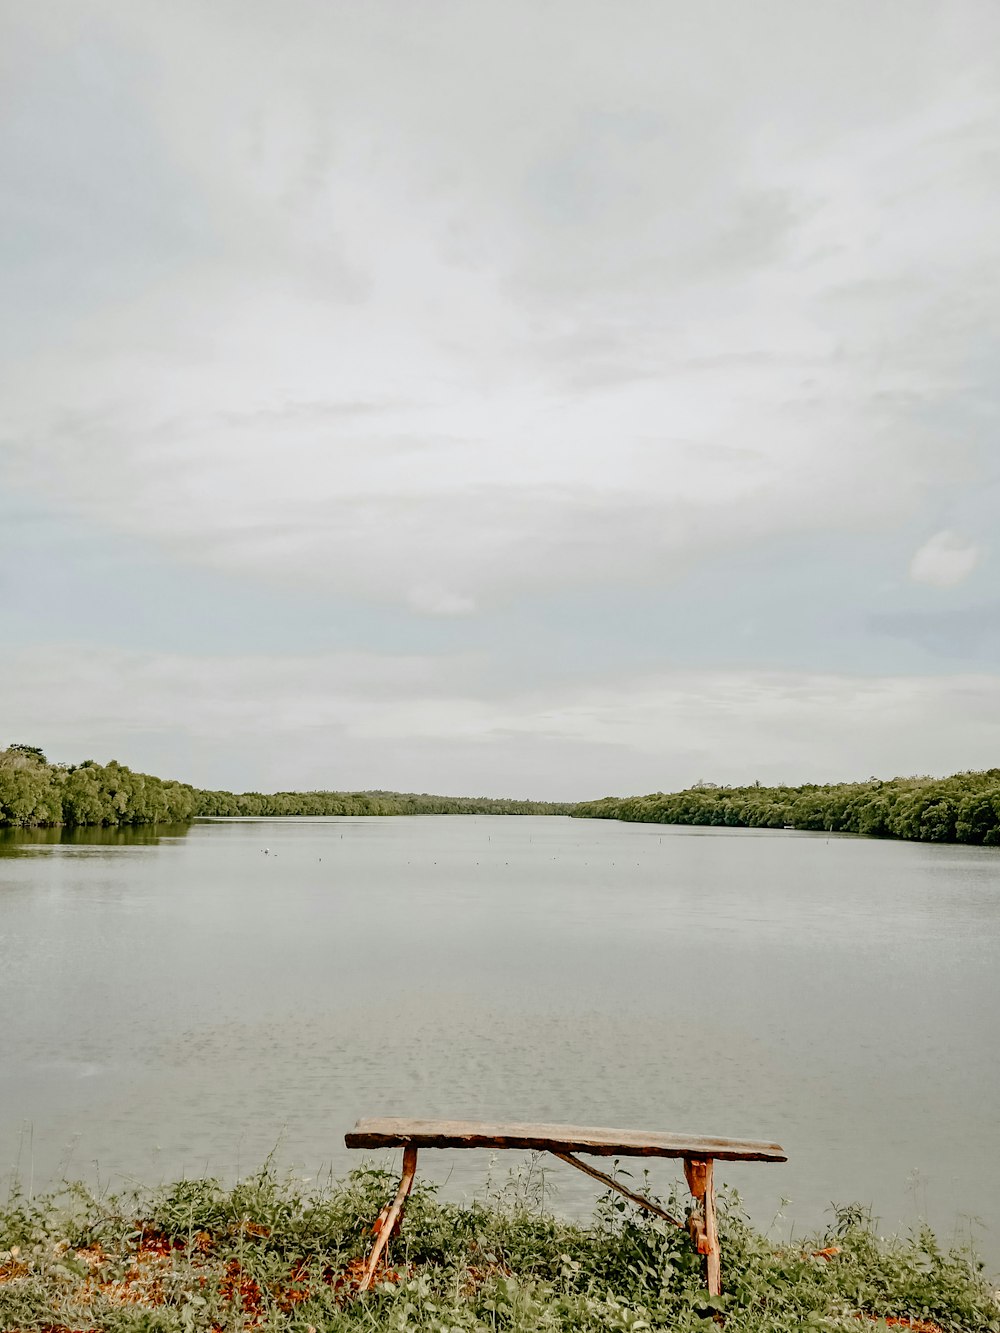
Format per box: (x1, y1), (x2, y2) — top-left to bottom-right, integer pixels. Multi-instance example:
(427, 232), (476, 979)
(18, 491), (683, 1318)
(909, 530), (981, 588)
(407, 585), (477, 617)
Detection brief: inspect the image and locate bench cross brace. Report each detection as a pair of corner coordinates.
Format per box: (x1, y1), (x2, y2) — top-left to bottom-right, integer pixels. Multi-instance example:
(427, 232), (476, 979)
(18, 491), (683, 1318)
(551, 1151), (683, 1228)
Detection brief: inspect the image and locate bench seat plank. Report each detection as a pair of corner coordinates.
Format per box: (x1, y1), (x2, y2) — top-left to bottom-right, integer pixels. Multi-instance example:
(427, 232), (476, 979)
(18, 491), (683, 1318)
(345, 1118), (786, 1163)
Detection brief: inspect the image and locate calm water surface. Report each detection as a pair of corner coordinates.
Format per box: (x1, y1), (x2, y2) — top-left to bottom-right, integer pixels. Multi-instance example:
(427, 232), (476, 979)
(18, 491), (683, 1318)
(1, 817), (998, 1268)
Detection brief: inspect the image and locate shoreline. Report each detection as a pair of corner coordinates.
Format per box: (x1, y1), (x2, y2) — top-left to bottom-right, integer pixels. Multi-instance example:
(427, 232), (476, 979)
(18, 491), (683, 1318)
(2, 1165), (998, 1332)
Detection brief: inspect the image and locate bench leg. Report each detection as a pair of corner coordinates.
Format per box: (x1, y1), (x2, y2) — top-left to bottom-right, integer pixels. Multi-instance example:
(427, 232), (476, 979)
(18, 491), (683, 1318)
(683, 1156), (721, 1297)
(358, 1145), (418, 1292)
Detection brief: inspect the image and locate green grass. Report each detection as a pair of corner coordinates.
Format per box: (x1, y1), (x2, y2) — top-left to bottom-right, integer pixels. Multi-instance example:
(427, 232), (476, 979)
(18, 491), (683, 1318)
(1, 1163), (997, 1332)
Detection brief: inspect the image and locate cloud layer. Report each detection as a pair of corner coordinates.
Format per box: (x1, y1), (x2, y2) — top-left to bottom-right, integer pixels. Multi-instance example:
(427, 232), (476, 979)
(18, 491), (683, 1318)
(2, 1), (998, 790)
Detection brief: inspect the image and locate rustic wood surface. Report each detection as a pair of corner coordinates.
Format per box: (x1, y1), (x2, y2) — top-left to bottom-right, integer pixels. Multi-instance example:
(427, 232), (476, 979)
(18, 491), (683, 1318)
(345, 1118), (787, 1162)
(687, 1212), (709, 1254)
(683, 1156), (722, 1295)
(683, 1157), (710, 1199)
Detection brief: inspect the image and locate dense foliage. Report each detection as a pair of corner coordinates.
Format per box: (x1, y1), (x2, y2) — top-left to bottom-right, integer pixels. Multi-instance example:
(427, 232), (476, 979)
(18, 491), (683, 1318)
(193, 788), (571, 818)
(0, 745), (197, 829)
(0, 1164), (996, 1332)
(7, 741), (1000, 844)
(0, 745), (569, 828)
(574, 769), (1000, 845)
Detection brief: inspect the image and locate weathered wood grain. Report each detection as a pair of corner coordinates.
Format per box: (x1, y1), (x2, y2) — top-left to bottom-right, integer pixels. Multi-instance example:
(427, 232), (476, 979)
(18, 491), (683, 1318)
(345, 1118), (786, 1163)
(684, 1156), (722, 1295)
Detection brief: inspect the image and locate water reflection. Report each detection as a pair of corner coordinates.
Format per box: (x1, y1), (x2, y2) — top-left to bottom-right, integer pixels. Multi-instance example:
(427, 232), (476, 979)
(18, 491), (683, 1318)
(0, 824), (191, 856)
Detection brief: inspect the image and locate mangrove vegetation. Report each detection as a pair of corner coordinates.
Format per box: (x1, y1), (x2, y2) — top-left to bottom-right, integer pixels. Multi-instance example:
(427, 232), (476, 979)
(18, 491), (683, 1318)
(574, 769), (1000, 845)
(5, 742), (1000, 846)
(0, 744), (570, 829)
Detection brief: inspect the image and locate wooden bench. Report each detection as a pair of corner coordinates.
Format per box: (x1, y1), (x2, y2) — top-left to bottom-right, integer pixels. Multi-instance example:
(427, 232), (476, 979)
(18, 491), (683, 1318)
(345, 1117), (786, 1295)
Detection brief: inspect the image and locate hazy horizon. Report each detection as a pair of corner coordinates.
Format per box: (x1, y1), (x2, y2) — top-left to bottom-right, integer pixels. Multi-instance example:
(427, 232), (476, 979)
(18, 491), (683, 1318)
(7, 743), (997, 807)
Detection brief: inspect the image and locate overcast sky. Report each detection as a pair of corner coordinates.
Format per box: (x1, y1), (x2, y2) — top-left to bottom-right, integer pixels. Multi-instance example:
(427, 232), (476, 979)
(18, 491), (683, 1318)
(2, 0), (999, 799)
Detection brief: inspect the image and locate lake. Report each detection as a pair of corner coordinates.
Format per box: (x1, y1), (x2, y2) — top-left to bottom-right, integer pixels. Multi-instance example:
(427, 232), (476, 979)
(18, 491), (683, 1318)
(1, 815), (997, 1271)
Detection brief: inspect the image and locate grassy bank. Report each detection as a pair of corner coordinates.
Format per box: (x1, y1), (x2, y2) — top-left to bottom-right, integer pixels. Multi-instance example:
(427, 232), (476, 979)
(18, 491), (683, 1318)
(1, 1166), (996, 1332)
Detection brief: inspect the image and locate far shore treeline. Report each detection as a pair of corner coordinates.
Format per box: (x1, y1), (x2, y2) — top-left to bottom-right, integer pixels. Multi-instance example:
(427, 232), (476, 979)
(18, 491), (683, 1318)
(573, 770), (1000, 845)
(2, 742), (1000, 846)
(0, 744), (571, 828)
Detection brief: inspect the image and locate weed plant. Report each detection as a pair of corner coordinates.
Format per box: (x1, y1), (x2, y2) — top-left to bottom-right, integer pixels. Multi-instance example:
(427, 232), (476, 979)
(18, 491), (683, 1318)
(1, 1162), (997, 1332)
